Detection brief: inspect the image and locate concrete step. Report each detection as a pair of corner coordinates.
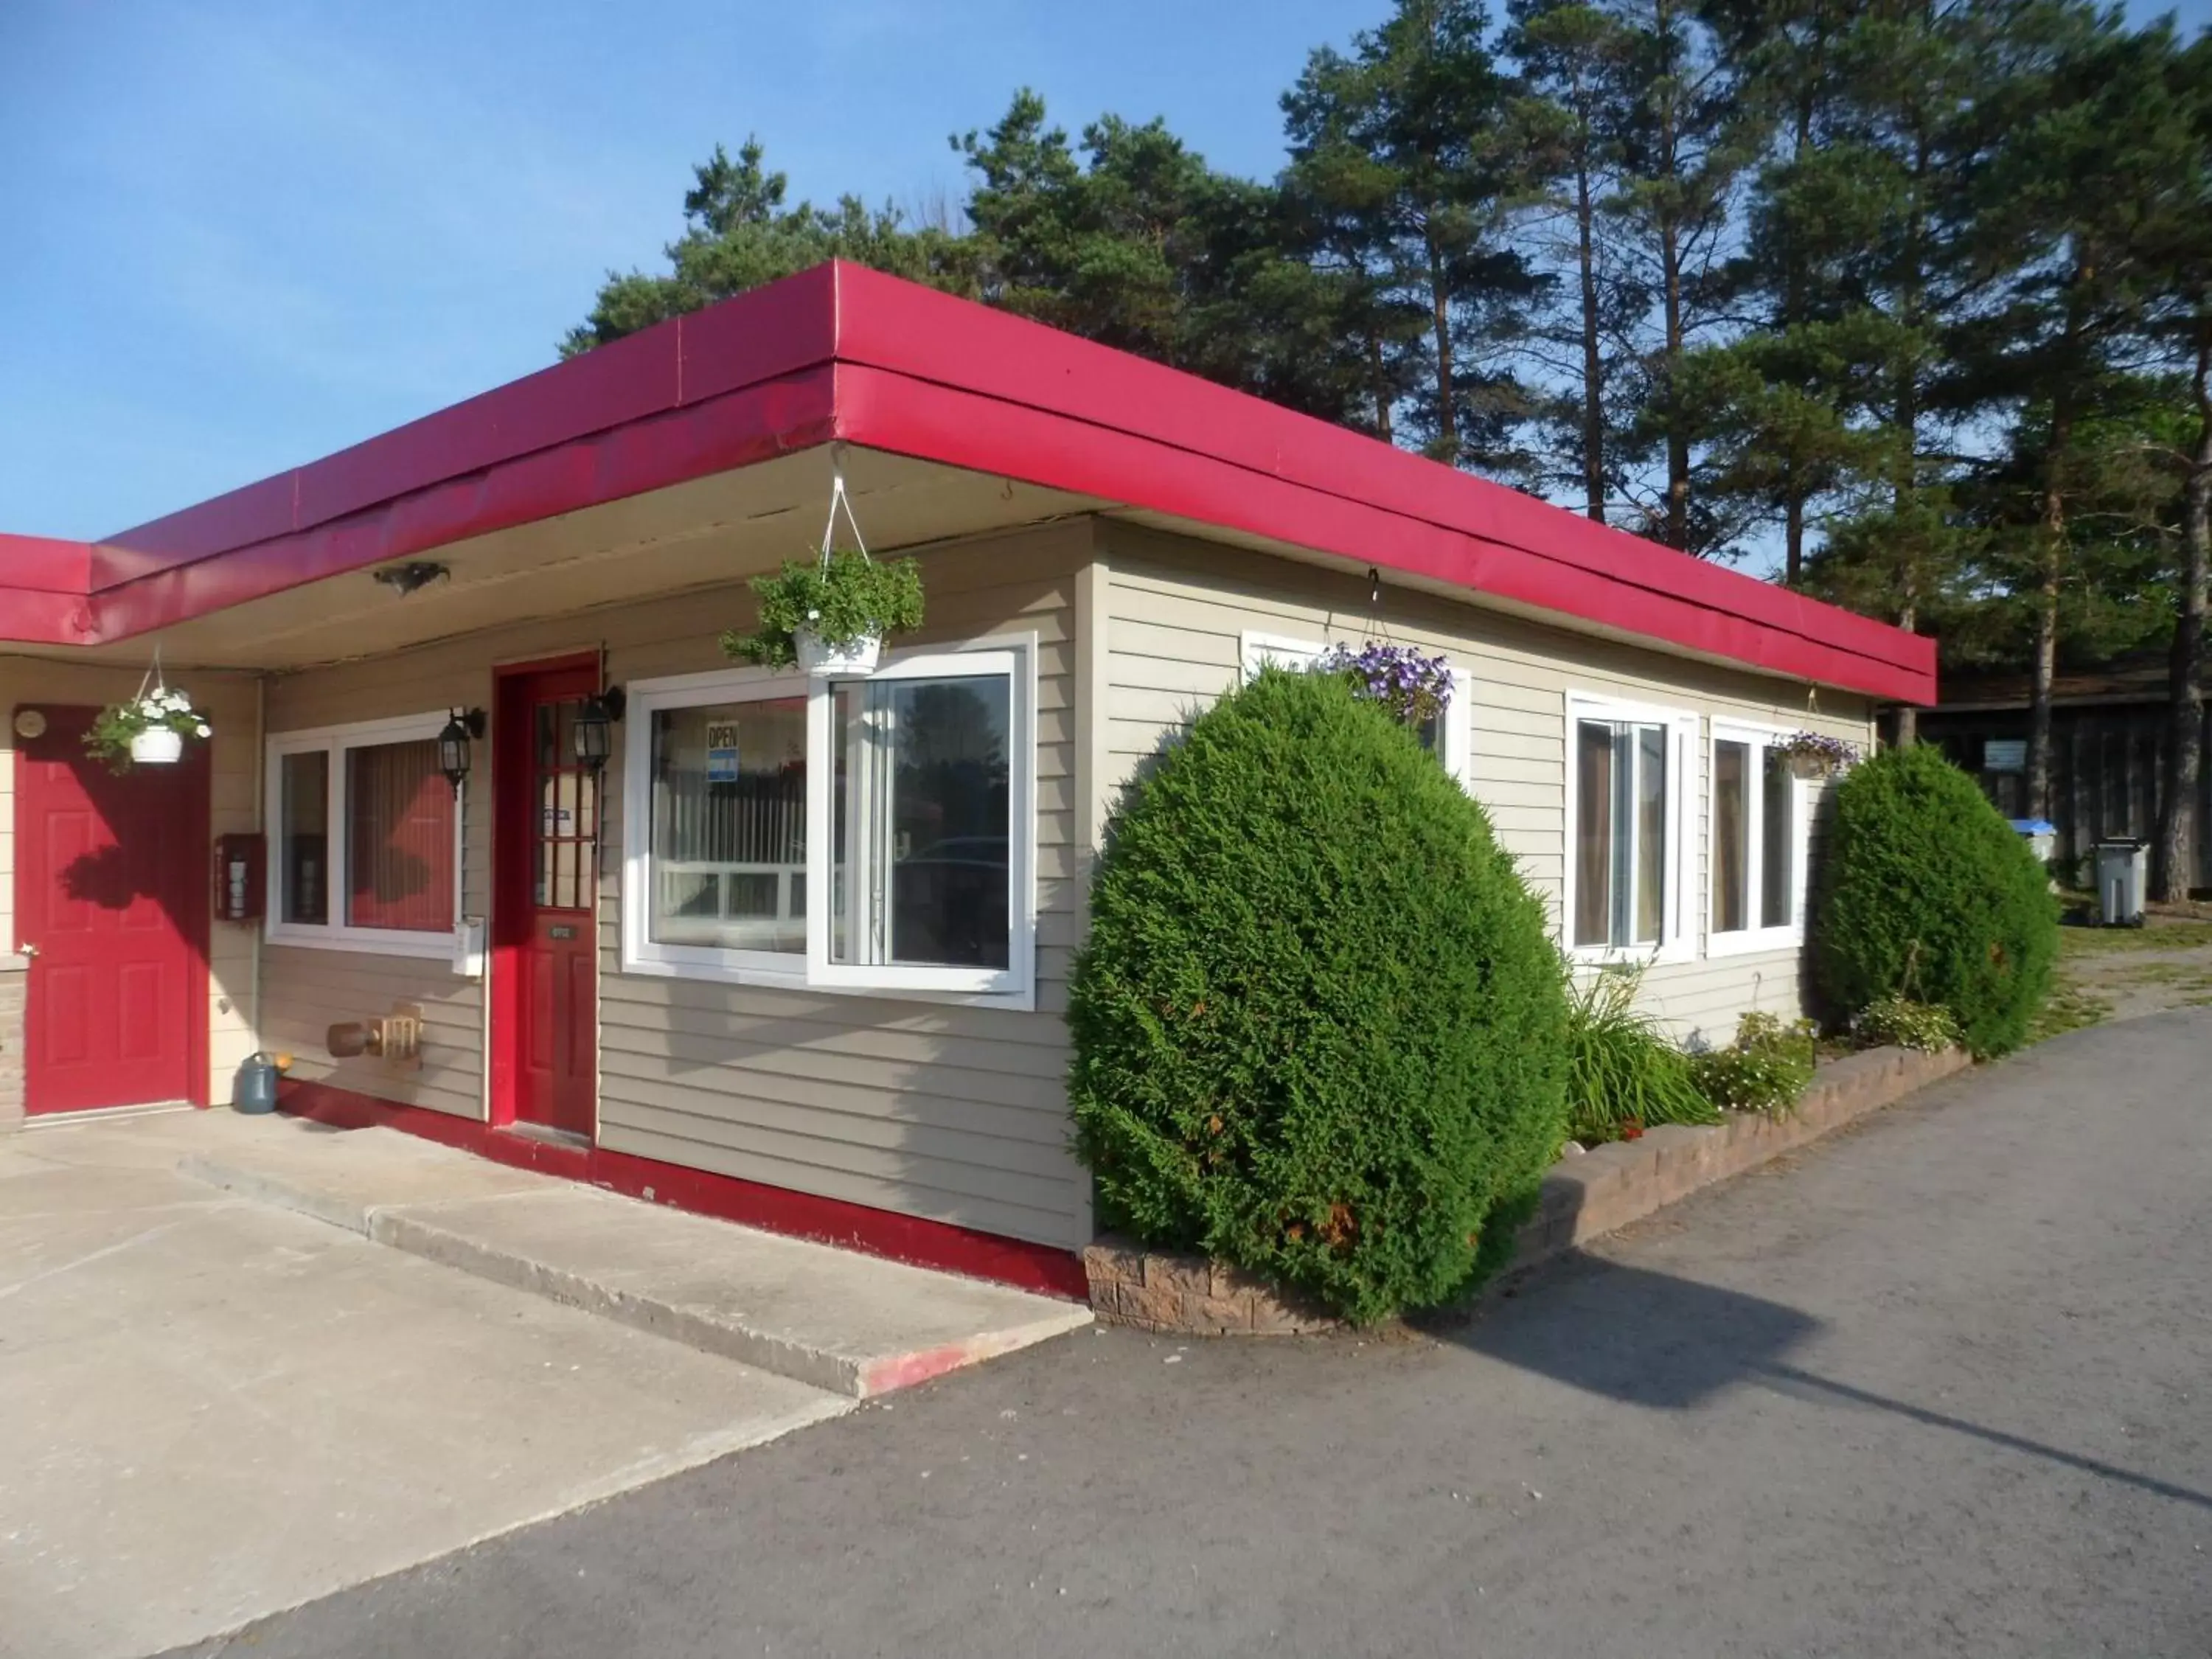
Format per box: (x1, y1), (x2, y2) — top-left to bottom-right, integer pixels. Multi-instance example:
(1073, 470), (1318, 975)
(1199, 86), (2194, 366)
(173, 1112), (1091, 1398)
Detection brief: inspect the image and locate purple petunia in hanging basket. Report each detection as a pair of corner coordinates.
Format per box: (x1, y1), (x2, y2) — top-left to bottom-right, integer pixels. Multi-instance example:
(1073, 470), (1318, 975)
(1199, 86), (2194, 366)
(1775, 730), (1860, 778)
(1316, 641), (1455, 728)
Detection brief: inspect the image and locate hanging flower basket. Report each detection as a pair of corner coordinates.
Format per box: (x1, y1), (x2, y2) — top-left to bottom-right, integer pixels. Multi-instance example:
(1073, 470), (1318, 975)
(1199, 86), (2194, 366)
(721, 473), (924, 676)
(1775, 730), (1860, 779)
(85, 681), (211, 773)
(1315, 641), (1455, 728)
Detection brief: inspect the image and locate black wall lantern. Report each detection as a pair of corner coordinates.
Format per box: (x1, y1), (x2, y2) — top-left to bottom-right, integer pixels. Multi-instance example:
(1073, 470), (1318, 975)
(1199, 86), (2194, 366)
(439, 707), (485, 795)
(573, 686), (625, 771)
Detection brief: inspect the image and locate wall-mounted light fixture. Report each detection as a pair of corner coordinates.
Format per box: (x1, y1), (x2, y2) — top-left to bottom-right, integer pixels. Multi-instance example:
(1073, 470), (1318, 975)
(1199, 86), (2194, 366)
(573, 686), (625, 771)
(438, 707), (485, 795)
(372, 561), (449, 597)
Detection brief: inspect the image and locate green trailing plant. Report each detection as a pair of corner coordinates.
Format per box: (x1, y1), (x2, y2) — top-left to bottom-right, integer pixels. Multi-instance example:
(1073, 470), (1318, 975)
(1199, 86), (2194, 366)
(1690, 1012), (1818, 1117)
(1068, 667), (1570, 1324)
(1853, 994), (1963, 1054)
(1812, 744), (2059, 1057)
(721, 549), (925, 668)
(83, 684), (212, 773)
(1562, 968), (1719, 1146)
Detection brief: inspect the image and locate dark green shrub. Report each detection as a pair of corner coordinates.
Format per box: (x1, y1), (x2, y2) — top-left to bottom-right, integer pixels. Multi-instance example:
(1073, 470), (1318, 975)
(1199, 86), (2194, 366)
(1690, 1011), (1818, 1115)
(1812, 744), (2059, 1056)
(1068, 667), (1570, 1323)
(1564, 969), (1719, 1144)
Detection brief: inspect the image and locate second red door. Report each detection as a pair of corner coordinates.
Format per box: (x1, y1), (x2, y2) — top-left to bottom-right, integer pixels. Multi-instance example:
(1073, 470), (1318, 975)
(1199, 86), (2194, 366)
(493, 661), (599, 1138)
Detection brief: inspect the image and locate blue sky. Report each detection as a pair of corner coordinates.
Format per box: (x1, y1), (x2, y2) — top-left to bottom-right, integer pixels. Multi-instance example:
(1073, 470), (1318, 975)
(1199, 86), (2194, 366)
(3, 0), (2208, 542)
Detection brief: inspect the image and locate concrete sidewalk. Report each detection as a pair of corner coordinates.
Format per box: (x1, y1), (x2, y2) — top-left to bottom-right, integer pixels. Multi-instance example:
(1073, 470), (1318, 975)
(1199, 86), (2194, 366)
(0, 1120), (846, 1659)
(0, 1108), (1088, 1659)
(168, 1110), (1092, 1397)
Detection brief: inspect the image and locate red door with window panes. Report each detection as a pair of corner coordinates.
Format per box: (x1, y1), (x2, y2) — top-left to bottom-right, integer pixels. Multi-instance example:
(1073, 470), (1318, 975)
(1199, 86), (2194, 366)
(491, 659), (599, 1138)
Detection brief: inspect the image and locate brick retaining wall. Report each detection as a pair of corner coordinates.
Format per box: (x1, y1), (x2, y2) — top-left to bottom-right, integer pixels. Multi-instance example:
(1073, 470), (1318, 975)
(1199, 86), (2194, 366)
(1085, 1043), (1973, 1336)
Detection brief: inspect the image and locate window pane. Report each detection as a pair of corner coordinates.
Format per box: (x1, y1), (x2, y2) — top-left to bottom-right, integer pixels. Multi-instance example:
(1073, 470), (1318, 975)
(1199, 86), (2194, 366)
(649, 698), (806, 953)
(1713, 740), (1749, 933)
(1761, 748), (1795, 929)
(345, 740), (454, 931)
(1634, 725), (1667, 945)
(835, 674), (1012, 970)
(1573, 721), (1613, 948)
(279, 750), (328, 925)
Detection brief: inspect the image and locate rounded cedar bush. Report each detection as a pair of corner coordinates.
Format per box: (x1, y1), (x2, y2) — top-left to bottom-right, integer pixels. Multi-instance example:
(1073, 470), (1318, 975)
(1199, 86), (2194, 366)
(1068, 667), (1570, 1324)
(1812, 742), (2058, 1057)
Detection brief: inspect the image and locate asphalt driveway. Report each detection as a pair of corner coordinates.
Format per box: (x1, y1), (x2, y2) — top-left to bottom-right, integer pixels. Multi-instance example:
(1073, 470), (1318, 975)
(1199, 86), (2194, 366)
(169, 1009), (2212, 1659)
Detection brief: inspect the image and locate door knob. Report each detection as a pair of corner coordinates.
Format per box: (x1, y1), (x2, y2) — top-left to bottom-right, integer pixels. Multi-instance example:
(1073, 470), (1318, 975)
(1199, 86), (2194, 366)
(15, 942), (37, 959)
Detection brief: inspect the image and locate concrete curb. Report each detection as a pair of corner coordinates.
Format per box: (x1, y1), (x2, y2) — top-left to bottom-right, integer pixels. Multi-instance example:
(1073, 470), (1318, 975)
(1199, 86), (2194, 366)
(1506, 1043), (1975, 1276)
(369, 1207), (1093, 1399)
(175, 1131), (1092, 1400)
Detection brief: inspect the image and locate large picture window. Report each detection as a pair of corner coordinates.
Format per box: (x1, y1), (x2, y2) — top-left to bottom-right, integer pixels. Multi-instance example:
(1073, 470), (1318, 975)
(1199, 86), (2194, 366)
(624, 636), (1036, 1004)
(1563, 695), (1696, 962)
(265, 715), (460, 956)
(1709, 723), (1807, 955)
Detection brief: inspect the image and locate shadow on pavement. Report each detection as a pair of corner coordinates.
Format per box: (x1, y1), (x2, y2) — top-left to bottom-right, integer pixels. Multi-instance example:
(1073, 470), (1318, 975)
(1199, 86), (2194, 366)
(1439, 1254), (2212, 1513)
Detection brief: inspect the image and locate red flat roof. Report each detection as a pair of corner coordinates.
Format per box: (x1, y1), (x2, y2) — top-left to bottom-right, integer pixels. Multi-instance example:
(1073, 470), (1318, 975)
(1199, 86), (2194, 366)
(0, 261), (1934, 701)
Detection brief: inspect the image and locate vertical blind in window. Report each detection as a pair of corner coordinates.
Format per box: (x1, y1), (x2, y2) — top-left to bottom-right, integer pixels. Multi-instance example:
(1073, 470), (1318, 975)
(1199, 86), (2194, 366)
(345, 739), (455, 932)
(1574, 717), (1670, 950)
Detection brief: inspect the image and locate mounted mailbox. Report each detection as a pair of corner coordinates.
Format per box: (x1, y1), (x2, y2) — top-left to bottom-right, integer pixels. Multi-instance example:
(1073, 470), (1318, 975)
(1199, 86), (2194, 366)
(212, 833), (265, 922)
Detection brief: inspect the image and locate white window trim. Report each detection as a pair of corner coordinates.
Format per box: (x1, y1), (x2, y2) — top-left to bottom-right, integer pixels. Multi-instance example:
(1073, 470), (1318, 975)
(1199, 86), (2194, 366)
(622, 635), (1038, 1009)
(1237, 628), (1472, 787)
(263, 712), (462, 959)
(1705, 720), (1810, 959)
(1561, 692), (1700, 967)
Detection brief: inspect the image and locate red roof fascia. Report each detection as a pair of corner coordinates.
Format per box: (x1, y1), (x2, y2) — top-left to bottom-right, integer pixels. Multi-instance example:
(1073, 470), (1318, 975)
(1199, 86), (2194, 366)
(830, 264), (1932, 689)
(0, 260), (1935, 701)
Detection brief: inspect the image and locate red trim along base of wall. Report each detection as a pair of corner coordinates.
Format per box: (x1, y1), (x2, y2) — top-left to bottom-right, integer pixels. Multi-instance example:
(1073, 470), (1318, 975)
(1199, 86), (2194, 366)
(278, 1079), (1091, 1301)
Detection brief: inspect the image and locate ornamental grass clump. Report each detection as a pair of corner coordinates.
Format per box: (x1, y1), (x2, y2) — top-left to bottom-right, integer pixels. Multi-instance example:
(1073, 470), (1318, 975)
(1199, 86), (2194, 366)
(1563, 968), (1719, 1145)
(1812, 743), (2058, 1057)
(1068, 667), (1569, 1324)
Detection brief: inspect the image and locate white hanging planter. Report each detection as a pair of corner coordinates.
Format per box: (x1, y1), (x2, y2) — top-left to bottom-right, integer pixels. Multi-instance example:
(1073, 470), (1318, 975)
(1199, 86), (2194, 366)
(128, 727), (185, 765)
(796, 629), (882, 679)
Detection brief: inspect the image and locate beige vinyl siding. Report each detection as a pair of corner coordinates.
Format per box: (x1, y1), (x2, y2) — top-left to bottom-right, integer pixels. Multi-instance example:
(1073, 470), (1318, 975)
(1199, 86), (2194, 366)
(0, 658), (260, 1103)
(1100, 523), (1874, 1048)
(258, 519), (1092, 1248)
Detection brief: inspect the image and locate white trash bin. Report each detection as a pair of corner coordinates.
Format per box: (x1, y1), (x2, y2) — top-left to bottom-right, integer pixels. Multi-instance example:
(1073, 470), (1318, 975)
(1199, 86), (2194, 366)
(2096, 839), (2149, 927)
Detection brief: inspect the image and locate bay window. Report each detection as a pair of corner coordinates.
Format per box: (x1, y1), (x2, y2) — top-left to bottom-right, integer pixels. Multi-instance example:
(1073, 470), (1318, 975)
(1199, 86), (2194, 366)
(1564, 695), (1696, 961)
(265, 714), (461, 956)
(1708, 723), (1807, 954)
(624, 636), (1036, 1005)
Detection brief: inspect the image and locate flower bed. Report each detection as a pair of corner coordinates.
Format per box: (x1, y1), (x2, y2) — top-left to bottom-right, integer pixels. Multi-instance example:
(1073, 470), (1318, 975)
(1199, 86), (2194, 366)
(1083, 1044), (1972, 1337)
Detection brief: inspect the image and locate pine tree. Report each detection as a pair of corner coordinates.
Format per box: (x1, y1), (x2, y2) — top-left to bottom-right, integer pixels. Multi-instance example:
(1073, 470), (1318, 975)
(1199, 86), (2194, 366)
(1968, 4), (2202, 817)
(1284, 0), (1546, 470)
(1601, 0), (1761, 554)
(1504, 0), (1641, 521)
(560, 139), (975, 356)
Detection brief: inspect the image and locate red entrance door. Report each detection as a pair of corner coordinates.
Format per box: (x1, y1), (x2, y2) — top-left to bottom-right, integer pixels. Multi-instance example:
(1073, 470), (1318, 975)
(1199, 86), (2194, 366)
(13, 706), (209, 1113)
(492, 659), (599, 1138)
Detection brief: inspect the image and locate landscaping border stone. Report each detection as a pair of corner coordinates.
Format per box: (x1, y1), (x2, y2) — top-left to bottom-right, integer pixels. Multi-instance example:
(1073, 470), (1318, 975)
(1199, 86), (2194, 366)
(1084, 1043), (1972, 1336)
